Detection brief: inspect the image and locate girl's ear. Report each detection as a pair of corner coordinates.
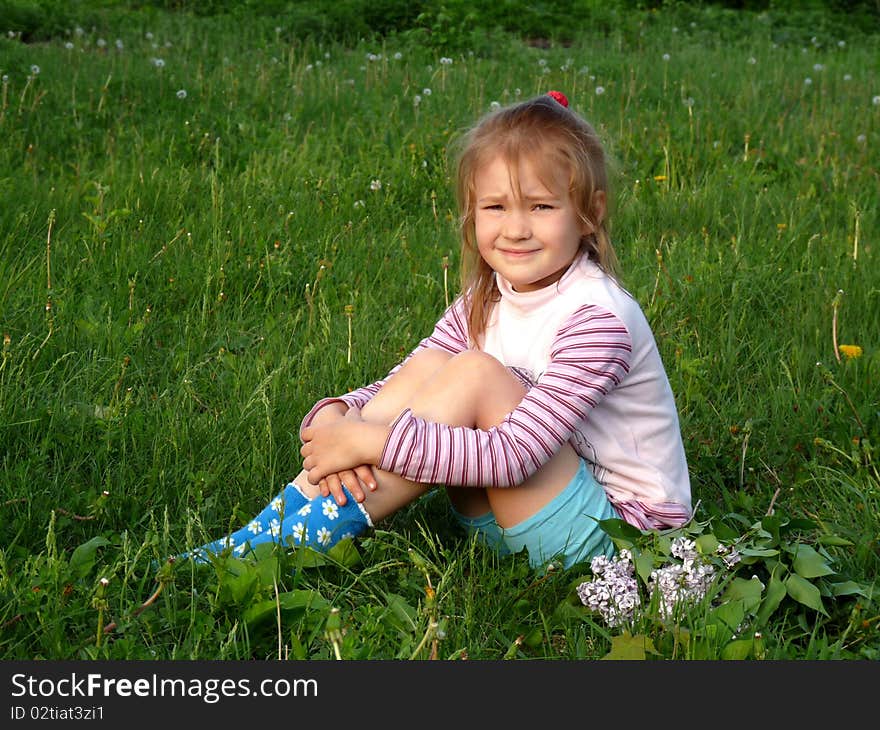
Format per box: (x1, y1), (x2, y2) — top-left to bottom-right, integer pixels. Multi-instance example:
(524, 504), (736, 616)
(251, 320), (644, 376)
(592, 190), (607, 224)
(581, 190), (606, 235)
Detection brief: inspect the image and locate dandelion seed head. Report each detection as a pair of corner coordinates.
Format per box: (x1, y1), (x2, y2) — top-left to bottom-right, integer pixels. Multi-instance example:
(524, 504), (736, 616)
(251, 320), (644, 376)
(873, 95), (880, 106)
(176, 89), (187, 99)
(369, 179), (382, 191)
(662, 53), (670, 61)
(748, 57), (757, 65)
(30, 64), (40, 75)
(422, 87), (431, 96)
(595, 85), (605, 95)
(490, 100), (501, 110)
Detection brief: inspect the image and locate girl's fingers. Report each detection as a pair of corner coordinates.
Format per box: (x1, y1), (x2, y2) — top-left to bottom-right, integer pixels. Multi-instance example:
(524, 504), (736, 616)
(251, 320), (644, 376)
(339, 469), (365, 502)
(327, 474), (348, 506)
(354, 465), (377, 491)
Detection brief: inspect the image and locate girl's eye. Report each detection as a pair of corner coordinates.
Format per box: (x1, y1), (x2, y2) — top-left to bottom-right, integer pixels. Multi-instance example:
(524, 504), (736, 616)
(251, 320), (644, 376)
(483, 204), (503, 211)
(533, 203), (554, 211)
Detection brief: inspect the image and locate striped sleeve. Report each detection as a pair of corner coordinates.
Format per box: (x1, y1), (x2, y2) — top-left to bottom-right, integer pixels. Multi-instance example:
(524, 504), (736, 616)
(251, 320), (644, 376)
(610, 499), (692, 530)
(378, 304), (632, 487)
(298, 297), (470, 435)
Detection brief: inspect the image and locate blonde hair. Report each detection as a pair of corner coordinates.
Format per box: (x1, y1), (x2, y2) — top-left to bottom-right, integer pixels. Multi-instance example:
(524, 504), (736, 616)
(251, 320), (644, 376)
(452, 94), (618, 346)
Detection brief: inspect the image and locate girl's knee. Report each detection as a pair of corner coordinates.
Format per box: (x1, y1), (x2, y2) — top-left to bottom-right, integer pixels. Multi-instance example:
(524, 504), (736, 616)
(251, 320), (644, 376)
(443, 351), (527, 427)
(406, 347), (454, 373)
(447, 350), (514, 380)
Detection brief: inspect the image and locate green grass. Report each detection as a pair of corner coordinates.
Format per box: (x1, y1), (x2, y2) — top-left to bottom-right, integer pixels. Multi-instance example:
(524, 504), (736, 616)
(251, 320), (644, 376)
(0, 3), (878, 660)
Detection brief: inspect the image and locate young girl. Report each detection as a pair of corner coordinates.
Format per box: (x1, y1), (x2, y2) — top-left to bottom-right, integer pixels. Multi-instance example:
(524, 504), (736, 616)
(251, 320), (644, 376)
(188, 91), (692, 571)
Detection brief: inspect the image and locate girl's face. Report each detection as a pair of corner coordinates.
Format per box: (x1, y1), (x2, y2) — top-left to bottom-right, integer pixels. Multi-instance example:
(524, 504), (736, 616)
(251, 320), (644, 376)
(473, 154), (593, 292)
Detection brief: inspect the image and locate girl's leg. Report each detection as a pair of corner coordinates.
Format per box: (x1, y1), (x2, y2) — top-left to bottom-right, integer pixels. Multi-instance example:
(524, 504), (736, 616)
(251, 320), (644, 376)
(187, 348), (465, 560)
(191, 348), (578, 560)
(393, 350), (580, 528)
(325, 349), (579, 527)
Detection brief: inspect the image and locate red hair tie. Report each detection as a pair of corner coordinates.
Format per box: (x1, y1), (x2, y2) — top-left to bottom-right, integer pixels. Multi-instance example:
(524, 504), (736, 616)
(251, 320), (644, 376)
(546, 90), (569, 107)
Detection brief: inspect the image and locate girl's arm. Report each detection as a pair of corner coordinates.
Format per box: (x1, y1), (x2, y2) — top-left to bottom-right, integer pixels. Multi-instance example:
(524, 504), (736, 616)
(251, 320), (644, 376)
(378, 304), (632, 487)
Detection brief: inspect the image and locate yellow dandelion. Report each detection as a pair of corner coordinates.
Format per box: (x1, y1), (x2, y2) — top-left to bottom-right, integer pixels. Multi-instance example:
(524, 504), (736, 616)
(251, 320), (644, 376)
(838, 344), (862, 360)
(653, 174), (667, 181)
(776, 223), (787, 230)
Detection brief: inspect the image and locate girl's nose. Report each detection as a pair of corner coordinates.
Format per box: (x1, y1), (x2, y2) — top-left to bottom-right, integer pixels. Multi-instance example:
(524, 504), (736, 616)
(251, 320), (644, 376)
(502, 210), (530, 240)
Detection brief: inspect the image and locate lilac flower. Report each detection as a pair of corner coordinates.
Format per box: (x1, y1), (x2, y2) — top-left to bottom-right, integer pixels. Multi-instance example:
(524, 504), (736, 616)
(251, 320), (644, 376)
(578, 536), (740, 628)
(576, 550), (641, 628)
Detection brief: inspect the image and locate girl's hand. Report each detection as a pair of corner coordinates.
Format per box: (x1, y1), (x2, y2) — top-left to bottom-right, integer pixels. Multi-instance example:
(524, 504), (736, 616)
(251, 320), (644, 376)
(301, 404), (377, 505)
(300, 417), (388, 498)
(318, 465), (377, 506)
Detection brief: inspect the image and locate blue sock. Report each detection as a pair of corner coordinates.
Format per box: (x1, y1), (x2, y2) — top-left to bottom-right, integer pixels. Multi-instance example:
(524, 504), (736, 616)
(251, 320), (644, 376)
(189, 487), (372, 561)
(184, 479), (309, 561)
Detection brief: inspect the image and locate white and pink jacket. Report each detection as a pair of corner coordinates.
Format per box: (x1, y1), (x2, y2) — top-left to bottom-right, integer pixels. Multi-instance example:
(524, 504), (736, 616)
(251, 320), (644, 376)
(302, 253), (692, 530)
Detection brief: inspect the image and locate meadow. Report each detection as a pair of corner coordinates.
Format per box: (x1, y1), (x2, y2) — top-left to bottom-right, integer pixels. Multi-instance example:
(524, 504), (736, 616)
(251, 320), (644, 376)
(0, 2), (878, 660)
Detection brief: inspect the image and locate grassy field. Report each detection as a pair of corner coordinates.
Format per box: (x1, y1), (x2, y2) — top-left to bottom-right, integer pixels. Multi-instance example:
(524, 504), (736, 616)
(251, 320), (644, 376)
(1, 3), (878, 660)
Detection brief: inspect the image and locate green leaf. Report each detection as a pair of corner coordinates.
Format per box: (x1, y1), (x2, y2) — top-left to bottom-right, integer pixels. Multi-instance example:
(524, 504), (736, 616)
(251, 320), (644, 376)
(817, 535), (854, 547)
(756, 573), (787, 625)
(739, 547), (780, 557)
(829, 580), (870, 598)
(601, 631), (656, 660)
(791, 545), (835, 579)
(695, 533), (719, 555)
(69, 536), (111, 579)
(598, 518), (643, 543)
(326, 538), (362, 568)
(706, 601), (745, 644)
(721, 576), (764, 612)
(761, 513), (785, 541)
(633, 550), (656, 584)
(243, 589), (330, 628)
(785, 574), (827, 615)
(216, 561), (261, 607)
(785, 518), (818, 532)
(713, 521), (742, 542)
(522, 627), (543, 648)
(720, 638), (754, 660)
(289, 546), (332, 568)
(382, 592), (418, 633)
